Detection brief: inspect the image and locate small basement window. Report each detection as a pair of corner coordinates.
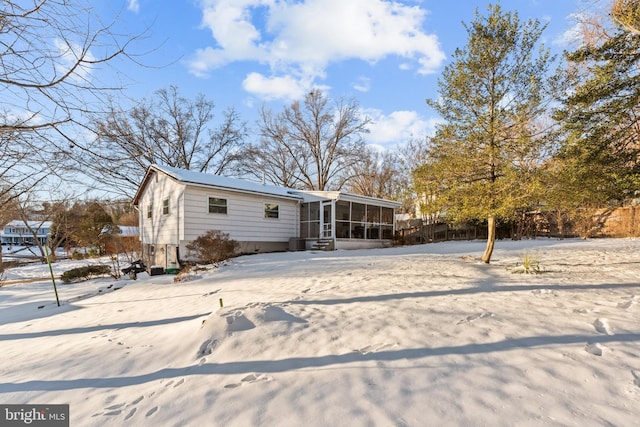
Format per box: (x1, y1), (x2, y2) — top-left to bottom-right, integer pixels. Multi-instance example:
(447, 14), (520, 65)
(264, 203), (279, 219)
(209, 197), (227, 214)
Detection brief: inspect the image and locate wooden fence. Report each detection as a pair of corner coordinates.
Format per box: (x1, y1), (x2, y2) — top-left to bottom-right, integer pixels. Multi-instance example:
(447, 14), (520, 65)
(396, 206), (640, 245)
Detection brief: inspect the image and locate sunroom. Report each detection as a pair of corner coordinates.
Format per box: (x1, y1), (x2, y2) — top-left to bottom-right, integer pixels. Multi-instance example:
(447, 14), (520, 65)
(297, 191), (400, 250)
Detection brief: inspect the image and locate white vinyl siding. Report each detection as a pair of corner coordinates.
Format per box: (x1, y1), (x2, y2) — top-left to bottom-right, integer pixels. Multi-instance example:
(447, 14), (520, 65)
(138, 172), (182, 245)
(182, 186), (298, 242)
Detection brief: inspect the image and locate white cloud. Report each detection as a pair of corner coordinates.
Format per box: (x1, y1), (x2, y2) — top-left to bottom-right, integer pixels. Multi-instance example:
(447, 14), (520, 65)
(554, 15), (584, 47)
(128, 0), (140, 13)
(189, 0), (445, 99)
(363, 109), (440, 146)
(353, 76), (371, 93)
(242, 72), (310, 101)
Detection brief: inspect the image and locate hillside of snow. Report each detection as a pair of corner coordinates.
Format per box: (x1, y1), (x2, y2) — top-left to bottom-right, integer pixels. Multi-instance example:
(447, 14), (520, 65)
(1, 238), (639, 426)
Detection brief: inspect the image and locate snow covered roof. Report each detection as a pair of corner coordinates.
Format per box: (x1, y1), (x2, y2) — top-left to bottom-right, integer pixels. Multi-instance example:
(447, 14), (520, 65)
(100, 225), (139, 237)
(133, 165), (401, 208)
(2, 220), (52, 230)
(133, 165), (303, 206)
(298, 190), (401, 208)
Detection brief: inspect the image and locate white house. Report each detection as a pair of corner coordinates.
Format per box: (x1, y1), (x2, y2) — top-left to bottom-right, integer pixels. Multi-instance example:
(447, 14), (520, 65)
(132, 165), (400, 268)
(1, 220), (52, 246)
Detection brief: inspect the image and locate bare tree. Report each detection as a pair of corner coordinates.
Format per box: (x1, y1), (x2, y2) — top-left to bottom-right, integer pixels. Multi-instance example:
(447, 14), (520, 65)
(1, 0), (146, 220)
(85, 86), (248, 196)
(234, 113), (302, 188)
(1, 0), (140, 135)
(345, 147), (404, 200)
(247, 89), (370, 191)
(397, 137), (433, 215)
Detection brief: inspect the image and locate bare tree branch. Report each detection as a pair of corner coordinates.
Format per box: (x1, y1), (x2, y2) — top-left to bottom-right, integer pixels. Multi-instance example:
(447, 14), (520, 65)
(241, 89), (369, 191)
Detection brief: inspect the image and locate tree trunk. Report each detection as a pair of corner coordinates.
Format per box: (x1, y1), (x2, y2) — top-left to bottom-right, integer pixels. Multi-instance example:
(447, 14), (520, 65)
(557, 210), (565, 239)
(481, 215), (496, 263)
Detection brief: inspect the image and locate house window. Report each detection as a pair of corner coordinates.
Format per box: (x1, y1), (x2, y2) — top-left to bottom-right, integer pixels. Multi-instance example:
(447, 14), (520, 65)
(209, 197), (227, 214)
(147, 204), (153, 219)
(265, 203), (279, 219)
(162, 198), (169, 215)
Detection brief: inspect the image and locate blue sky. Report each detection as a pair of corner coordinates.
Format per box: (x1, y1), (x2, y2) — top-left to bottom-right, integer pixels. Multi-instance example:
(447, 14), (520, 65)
(96, 0), (601, 150)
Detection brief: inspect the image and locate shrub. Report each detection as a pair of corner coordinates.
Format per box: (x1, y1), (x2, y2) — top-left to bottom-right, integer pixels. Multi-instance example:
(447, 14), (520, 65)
(61, 264), (112, 283)
(510, 252), (542, 275)
(186, 230), (239, 264)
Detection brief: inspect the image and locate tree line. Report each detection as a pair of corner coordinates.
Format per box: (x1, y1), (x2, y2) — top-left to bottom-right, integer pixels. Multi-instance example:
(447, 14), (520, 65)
(1, 0), (638, 264)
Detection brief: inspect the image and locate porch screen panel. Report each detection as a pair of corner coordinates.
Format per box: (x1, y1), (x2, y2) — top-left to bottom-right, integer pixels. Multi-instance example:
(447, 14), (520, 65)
(300, 202), (320, 239)
(366, 205), (381, 239)
(381, 207), (394, 224)
(335, 200), (350, 238)
(381, 207), (394, 239)
(350, 203), (366, 239)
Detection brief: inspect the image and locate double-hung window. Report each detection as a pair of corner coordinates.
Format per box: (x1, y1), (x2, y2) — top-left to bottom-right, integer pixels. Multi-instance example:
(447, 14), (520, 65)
(209, 197), (227, 214)
(264, 203), (279, 219)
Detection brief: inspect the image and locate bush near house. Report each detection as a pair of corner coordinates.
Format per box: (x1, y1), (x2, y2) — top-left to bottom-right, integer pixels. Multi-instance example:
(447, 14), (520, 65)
(61, 265), (112, 283)
(186, 230), (239, 264)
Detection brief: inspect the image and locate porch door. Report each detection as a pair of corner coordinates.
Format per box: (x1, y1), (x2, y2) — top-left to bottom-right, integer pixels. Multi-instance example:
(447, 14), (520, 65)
(321, 200), (333, 238)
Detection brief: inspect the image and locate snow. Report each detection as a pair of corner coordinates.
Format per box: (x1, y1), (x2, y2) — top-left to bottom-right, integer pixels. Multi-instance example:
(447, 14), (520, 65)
(1, 238), (639, 426)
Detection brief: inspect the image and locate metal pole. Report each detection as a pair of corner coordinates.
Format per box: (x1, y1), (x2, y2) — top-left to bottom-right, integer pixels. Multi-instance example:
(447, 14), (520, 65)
(45, 245), (60, 307)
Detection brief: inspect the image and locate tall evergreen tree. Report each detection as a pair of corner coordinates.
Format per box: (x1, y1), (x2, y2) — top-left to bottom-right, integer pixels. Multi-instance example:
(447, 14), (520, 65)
(611, 0), (640, 34)
(554, 25), (640, 203)
(424, 4), (557, 263)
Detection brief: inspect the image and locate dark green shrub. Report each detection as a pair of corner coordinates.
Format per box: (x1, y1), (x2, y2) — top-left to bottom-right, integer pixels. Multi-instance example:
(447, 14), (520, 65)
(61, 264), (112, 283)
(186, 230), (239, 264)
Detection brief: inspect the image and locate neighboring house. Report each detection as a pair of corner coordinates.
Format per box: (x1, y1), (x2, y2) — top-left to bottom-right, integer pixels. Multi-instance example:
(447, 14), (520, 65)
(0, 220), (52, 246)
(132, 165), (400, 268)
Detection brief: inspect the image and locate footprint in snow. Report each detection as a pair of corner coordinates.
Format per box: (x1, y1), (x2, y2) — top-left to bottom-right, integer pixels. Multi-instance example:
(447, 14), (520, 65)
(224, 373), (272, 388)
(124, 408), (136, 421)
(93, 400), (133, 418)
(457, 312), (496, 325)
(585, 343), (605, 356)
(618, 296), (637, 309)
(146, 406), (158, 417)
(593, 318), (612, 335)
(632, 371), (640, 388)
(354, 343), (397, 355)
(105, 403), (125, 410)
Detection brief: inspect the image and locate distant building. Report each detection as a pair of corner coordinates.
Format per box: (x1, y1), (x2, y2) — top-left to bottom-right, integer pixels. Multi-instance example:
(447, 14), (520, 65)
(0, 220), (52, 246)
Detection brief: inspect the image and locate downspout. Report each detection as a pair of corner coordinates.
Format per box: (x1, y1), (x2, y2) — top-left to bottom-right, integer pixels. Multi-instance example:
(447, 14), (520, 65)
(176, 188), (185, 268)
(133, 204), (142, 260)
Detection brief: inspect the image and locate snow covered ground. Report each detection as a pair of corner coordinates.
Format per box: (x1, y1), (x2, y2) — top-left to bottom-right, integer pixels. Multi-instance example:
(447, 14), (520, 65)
(1, 238), (639, 426)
